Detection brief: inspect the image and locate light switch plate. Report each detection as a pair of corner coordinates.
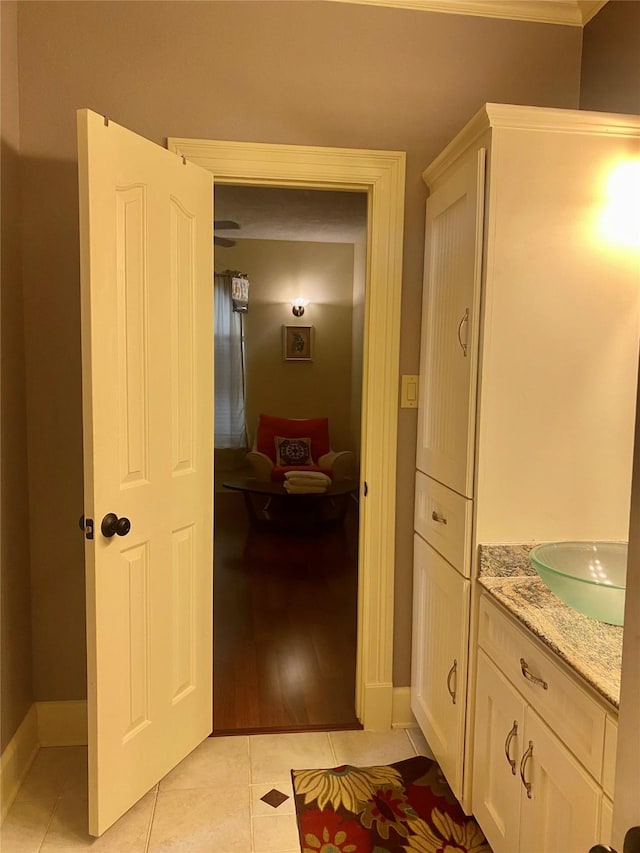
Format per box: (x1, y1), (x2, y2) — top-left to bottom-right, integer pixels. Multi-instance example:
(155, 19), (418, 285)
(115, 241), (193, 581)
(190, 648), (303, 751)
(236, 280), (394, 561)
(401, 374), (419, 408)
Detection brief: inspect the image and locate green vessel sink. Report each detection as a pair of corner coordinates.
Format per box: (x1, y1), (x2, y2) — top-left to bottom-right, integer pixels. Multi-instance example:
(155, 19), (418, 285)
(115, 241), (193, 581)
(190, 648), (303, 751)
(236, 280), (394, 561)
(529, 541), (627, 626)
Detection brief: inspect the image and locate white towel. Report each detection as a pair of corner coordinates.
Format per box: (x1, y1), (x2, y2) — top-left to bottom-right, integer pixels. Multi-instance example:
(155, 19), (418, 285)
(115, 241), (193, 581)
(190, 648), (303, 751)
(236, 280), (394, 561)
(284, 477), (331, 491)
(283, 471), (331, 484)
(283, 482), (328, 494)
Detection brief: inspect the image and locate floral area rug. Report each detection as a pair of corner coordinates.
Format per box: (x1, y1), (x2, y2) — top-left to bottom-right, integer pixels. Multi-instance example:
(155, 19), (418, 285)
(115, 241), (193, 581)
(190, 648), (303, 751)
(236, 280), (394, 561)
(291, 755), (492, 853)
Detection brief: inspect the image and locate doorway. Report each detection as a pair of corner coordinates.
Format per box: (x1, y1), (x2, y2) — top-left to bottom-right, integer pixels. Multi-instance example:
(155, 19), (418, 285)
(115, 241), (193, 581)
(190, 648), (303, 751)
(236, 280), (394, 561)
(211, 184), (367, 733)
(168, 136), (405, 731)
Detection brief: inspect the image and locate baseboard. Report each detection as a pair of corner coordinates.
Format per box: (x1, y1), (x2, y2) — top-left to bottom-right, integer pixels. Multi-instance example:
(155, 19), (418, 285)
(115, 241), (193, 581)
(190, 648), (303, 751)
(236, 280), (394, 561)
(0, 705), (39, 822)
(391, 686), (416, 728)
(36, 700), (88, 747)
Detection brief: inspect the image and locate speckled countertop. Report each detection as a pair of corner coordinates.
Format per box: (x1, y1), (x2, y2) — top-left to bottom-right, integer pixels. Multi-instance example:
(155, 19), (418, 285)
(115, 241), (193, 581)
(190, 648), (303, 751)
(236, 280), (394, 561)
(478, 544), (622, 709)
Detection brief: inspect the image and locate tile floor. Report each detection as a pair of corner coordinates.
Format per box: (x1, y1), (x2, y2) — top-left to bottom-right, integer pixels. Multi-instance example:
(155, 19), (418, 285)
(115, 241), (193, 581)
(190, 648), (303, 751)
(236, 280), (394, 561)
(1, 727), (434, 853)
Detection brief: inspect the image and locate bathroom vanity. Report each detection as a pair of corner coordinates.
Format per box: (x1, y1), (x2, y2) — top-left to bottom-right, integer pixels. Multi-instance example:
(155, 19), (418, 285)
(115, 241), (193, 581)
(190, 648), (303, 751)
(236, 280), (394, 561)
(411, 103), (640, 851)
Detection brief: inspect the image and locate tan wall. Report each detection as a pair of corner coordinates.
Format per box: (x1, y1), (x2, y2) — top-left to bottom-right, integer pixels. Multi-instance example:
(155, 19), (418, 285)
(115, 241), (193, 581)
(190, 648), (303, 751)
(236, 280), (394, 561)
(580, 0), (640, 114)
(15, 0), (582, 696)
(217, 240), (356, 454)
(1, 1), (33, 750)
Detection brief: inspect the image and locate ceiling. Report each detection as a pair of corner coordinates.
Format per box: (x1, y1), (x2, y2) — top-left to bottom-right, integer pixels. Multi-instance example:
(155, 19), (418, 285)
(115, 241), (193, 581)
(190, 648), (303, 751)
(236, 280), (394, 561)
(214, 184), (368, 244)
(328, 0), (609, 26)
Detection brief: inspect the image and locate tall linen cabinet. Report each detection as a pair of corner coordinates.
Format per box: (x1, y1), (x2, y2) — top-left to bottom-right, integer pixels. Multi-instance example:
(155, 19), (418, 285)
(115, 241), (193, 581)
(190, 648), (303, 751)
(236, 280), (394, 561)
(411, 104), (640, 810)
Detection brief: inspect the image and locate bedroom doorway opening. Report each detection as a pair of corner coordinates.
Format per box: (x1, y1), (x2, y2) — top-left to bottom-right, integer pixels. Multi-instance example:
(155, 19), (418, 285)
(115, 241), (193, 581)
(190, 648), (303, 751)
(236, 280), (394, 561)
(212, 184), (367, 734)
(168, 135), (405, 734)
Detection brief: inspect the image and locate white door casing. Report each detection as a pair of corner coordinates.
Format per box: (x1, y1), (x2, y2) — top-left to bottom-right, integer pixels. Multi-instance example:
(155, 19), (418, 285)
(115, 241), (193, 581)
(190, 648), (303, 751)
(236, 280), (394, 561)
(167, 138), (406, 730)
(78, 110), (214, 836)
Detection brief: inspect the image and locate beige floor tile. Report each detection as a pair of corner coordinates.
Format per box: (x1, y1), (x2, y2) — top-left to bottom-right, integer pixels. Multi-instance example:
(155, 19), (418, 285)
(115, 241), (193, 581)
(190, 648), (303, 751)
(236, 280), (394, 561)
(40, 792), (154, 852)
(406, 726), (435, 760)
(148, 786), (251, 853)
(250, 779), (295, 818)
(329, 728), (416, 767)
(15, 747), (84, 802)
(249, 733), (334, 785)
(251, 814), (300, 853)
(60, 747), (89, 799)
(0, 798), (57, 853)
(159, 736), (250, 791)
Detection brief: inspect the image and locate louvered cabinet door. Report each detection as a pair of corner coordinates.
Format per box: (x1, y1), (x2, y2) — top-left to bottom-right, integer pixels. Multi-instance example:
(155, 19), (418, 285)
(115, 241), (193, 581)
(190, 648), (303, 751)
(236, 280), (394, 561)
(411, 535), (470, 800)
(416, 149), (486, 498)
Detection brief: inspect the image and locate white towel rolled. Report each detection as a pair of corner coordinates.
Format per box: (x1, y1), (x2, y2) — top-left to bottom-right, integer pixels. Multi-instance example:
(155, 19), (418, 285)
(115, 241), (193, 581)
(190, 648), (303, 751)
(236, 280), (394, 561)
(283, 471), (331, 484)
(283, 482), (328, 494)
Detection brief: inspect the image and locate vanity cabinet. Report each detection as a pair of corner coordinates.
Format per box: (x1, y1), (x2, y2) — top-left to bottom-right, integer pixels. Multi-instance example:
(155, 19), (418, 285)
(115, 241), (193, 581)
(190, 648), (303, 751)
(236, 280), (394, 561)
(473, 595), (616, 853)
(411, 103), (640, 810)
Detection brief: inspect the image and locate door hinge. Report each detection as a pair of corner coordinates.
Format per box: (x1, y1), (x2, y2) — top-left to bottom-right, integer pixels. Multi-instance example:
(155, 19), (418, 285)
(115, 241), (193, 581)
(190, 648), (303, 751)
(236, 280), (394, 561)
(364, 481), (368, 497)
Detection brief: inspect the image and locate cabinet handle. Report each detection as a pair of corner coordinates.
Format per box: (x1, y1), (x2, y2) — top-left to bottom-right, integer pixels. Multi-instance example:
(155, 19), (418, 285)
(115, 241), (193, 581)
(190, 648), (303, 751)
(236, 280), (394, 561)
(520, 658), (548, 690)
(519, 740), (534, 799)
(504, 720), (518, 775)
(446, 659), (457, 705)
(431, 510), (448, 525)
(457, 308), (469, 357)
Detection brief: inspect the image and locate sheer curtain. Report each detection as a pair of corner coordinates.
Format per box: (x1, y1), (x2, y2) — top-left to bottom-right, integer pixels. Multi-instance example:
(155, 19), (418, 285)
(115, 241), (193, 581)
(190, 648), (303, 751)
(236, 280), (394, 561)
(214, 274), (246, 448)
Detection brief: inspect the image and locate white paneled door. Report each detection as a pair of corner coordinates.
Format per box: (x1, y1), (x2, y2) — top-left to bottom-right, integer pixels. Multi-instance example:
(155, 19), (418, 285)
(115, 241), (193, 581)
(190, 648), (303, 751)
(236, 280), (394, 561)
(77, 109), (214, 836)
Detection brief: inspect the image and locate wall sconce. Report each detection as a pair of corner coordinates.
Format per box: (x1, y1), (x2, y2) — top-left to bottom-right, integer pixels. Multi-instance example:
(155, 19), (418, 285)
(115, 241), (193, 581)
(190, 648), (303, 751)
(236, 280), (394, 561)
(291, 297), (309, 317)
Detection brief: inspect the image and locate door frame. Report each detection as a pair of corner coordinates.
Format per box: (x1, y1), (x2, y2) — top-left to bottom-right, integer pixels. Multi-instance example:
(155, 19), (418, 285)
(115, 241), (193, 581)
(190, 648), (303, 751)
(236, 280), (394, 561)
(168, 137), (405, 730)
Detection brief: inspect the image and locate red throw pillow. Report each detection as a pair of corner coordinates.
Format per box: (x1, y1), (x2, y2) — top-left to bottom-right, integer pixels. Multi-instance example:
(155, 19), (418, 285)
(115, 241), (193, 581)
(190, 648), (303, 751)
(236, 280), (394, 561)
(256, 414), (330, 462)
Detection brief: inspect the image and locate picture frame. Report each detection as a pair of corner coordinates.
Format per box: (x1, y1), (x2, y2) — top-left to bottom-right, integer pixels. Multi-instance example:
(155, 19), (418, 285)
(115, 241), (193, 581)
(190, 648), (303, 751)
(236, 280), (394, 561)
(283, 325), (313, 361)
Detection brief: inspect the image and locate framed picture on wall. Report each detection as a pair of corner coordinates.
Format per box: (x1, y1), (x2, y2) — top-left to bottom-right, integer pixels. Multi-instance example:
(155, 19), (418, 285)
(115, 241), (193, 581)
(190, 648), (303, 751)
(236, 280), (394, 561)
(283, 325), (313, 361)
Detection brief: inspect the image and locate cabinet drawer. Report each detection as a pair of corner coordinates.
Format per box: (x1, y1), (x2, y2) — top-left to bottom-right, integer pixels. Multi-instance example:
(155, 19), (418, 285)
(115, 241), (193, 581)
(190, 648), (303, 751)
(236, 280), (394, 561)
(414, 471), (472, 576)
(478, 595), (606, 779)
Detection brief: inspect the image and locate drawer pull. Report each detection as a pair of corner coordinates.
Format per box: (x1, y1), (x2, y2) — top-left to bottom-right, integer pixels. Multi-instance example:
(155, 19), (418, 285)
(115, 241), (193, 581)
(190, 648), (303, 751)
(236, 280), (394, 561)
(446, 659), (457, 705)
(504, 720), (518, 775)
(520, 658), (548, 690)
(431, 510), (448, 525)
(520, 740), (534, 799)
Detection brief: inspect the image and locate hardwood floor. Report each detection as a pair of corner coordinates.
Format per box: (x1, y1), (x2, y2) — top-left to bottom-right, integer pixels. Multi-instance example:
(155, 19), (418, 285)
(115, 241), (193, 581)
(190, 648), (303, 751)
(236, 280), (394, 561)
(213, 487), (361, 734)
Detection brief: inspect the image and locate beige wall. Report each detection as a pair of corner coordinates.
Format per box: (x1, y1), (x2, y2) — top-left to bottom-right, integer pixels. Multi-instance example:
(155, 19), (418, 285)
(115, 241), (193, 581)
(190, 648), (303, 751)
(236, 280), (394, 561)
(1, 1), (33, 750)
(217, 239), (357, 453)
(13, 0), (583, 698)
(580, 0), (640, 114)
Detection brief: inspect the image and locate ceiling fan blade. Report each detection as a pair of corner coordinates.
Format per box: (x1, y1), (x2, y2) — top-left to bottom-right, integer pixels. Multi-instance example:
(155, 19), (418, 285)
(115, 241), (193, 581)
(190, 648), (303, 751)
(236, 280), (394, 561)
(214, 236), (237, 248)
(213, 220), (240, 230)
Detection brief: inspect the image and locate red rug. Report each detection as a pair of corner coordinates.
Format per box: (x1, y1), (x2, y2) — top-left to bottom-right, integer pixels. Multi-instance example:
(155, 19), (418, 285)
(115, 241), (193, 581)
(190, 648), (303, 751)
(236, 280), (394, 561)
(291, 755), (491, 853)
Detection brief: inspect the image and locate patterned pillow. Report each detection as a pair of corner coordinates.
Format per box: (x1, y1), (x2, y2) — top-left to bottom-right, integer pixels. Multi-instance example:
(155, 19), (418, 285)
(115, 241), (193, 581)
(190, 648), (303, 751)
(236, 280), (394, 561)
(274, 436), (314, 467)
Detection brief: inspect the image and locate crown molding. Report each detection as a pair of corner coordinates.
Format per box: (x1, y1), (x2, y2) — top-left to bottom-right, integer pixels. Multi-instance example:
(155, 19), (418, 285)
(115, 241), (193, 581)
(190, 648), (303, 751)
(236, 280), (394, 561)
(423, 102), (640, 185)
(328, 0), (609, 26)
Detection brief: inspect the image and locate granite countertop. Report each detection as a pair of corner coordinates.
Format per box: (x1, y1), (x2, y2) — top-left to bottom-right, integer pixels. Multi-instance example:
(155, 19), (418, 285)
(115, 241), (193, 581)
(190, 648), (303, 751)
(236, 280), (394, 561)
(478, 544), (623, 709)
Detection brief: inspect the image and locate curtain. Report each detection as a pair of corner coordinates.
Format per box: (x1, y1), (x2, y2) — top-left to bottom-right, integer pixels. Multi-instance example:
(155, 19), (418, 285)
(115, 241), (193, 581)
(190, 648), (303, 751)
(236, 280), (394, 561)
(214, 273), (246, 448)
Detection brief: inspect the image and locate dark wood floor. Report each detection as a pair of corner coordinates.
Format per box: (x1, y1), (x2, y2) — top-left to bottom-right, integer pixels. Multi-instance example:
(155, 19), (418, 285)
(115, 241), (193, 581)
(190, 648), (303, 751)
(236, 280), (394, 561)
(212, 488), (361, 734)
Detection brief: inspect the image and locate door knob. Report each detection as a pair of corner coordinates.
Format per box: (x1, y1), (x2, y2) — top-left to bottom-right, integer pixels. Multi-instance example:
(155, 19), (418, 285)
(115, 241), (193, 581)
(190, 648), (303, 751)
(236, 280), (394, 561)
(101, 512), (131, 538)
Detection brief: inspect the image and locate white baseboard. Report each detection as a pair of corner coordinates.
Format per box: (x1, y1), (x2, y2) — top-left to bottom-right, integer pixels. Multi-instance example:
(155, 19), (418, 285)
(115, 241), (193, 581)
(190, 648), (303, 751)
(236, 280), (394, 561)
(0, 705), (39, 822)
(391, 686), (416, 728)
(37, 700), (87, 747)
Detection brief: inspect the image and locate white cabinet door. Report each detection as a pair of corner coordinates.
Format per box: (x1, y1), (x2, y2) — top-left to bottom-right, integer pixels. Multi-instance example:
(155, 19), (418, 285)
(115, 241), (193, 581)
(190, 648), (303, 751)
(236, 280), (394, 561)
(472, 650), (524, 853)
(411, 535), (470, 799)
(519, 708), (601, 853)
(416, 149), (485, 497)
